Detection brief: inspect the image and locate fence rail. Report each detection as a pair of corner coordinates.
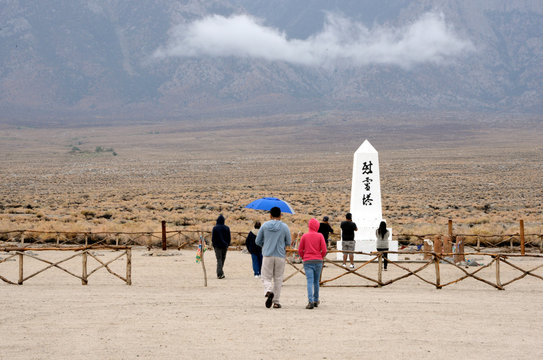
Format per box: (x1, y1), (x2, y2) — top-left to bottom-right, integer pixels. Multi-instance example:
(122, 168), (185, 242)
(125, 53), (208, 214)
(1, 228), (542, 251)
(0, 229), (250, 249)
(0, 245), (132, 285)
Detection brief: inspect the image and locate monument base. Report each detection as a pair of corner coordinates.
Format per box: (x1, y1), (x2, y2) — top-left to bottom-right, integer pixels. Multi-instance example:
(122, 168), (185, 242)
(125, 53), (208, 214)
(336, 226), (398, 261)
(336, 240), (399, 261)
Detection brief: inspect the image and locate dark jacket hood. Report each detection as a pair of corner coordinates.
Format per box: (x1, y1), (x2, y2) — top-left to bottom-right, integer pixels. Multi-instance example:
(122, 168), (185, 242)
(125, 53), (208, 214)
(216, 214), (225, 225)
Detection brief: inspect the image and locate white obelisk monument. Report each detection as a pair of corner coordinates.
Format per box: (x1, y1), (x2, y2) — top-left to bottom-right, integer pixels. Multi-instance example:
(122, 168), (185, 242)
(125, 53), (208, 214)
(337, 140), (398, 261)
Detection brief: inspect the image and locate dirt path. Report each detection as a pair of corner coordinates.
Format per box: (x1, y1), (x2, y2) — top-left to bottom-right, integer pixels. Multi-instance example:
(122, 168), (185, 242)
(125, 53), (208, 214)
(1, 248), (542, 359)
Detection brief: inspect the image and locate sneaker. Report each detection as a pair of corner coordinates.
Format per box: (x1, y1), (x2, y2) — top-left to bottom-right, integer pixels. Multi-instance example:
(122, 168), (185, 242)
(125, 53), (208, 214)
(349, 264), (355, 269)
(254, 275), (260, 278)
(313, 301), (320, 308)
(273, 303), (282, 309)
(265, 292), (274, 308)
(342, 263), (347, 267)
(218, 274), (225, 279)
(305, 302), (314, 309)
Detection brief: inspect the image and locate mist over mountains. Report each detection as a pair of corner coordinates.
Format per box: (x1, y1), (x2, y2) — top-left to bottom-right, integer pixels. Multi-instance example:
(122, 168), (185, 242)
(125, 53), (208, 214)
(1, 0), (542, 124)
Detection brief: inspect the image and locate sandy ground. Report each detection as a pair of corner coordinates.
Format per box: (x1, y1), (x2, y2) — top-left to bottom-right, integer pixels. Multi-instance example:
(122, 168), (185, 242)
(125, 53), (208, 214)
(1, 247), (542, 360)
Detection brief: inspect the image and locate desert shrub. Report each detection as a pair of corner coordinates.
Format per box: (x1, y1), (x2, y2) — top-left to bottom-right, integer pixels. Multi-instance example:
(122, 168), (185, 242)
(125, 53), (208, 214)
(81, 210), (96, 219)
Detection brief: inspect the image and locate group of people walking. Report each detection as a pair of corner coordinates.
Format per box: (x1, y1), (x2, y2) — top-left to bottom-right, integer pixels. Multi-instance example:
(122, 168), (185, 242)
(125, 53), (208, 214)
(211, 208), (390, 309)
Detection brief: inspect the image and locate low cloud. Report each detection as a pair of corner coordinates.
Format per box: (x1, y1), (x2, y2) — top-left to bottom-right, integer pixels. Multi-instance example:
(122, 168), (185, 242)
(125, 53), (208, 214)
(153, 12), (474, 68)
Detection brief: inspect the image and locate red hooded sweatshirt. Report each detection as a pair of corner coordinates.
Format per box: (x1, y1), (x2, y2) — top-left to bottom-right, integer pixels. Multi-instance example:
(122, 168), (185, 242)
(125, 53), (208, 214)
(298, 218), (327, 261)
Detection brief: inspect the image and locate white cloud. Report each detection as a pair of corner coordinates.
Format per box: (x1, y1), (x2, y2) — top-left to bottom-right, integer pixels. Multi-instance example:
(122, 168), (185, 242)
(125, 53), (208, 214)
(153, 12), (474, 68)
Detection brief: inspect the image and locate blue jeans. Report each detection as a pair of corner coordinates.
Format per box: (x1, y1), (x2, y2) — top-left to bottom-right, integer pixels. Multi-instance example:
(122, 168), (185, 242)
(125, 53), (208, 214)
(251, 253), (263, 275)
(303, 262), (323, 303)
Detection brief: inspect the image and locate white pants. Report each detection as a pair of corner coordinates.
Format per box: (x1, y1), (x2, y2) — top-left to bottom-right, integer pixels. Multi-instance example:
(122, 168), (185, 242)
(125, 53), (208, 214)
(261, 256), (286, 304)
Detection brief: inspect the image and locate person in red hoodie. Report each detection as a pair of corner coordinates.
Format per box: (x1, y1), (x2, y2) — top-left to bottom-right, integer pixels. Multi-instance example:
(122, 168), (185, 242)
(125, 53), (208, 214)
(298, 218), (327, 309)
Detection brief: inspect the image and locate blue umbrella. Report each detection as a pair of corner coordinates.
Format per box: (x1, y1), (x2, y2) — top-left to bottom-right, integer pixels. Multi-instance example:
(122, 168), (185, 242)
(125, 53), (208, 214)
(245, 197), (295, 214)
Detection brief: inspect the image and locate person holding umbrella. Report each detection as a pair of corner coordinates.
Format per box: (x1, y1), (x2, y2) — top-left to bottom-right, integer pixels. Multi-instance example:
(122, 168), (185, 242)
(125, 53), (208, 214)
(255, 206), (292, 309)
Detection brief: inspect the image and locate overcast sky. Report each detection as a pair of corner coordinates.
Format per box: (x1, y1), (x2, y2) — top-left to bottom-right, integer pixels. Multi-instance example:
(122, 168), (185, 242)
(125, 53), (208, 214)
(153, 12), (474, 68)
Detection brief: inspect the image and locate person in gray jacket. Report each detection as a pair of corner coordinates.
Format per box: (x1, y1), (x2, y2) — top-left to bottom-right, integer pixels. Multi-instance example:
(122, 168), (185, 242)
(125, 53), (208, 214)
(375, 221), (390, 271)
(255, 206), (292, 309)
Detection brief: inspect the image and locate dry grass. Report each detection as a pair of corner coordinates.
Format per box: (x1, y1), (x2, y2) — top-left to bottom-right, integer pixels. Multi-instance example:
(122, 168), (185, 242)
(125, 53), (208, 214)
(1, 113), (542, 244)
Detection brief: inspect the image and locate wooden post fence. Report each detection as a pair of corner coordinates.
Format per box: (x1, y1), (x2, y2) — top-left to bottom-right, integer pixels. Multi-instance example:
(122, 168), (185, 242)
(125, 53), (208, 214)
(281, 249), (543, 290)
(0, 246), (132, 286)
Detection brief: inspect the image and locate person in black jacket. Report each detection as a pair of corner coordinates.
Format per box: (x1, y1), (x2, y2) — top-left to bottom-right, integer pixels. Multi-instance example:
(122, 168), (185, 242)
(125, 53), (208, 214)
(212, 214), (231, 279)
(245, 221), (262, 278)
(318, 216), (334, 249)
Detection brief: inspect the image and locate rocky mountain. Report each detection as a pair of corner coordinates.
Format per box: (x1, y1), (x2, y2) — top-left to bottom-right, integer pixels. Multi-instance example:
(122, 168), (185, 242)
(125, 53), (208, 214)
(1, 0), (542, 124)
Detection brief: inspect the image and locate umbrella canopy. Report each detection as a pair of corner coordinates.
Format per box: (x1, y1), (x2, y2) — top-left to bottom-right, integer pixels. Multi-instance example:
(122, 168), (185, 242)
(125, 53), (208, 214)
(245, 197), (295, 214)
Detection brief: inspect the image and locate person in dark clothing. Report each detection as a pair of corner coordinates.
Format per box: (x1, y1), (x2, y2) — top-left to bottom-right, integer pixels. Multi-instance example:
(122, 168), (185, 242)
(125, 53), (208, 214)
(212, 214), (231, 279)
(318, 216), (334, 249)
(245, 221), (263, 277)
(340, 213), (357, 269)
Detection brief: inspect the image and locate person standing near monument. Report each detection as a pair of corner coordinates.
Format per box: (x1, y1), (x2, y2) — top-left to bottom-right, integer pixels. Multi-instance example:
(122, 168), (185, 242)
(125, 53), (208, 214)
(298, 218), (327, 309)
(318, 216), (334, 249)
(245, 221), (263, 278)
(211, 214), (231, 279)
(375, 220), (390, 271)
(255, 206), (292, 309)
(340, 213), (357, 269)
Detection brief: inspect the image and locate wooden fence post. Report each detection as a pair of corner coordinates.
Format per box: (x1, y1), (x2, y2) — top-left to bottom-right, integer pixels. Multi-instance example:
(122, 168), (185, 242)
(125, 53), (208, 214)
(519, 219), (525, 256)
(162, 221), (167, 250)
(126, 248), (132, 285)
(423, 239), (432, 260)
(82, 251), (88, 285)
(443, 236), (452, 255)
(433, 253), (441, 289)
(18, 253), (24, 285)
(476, 236), (481, 251)
(454, 236), (465, 263)
(495, 255), (503, 290)
(200, 236), (208, 287)
(448, 219), (453, 240)
(433, 235), (442, 255)
(20, 233), (25, 246)
(377, 253), (383, 287)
